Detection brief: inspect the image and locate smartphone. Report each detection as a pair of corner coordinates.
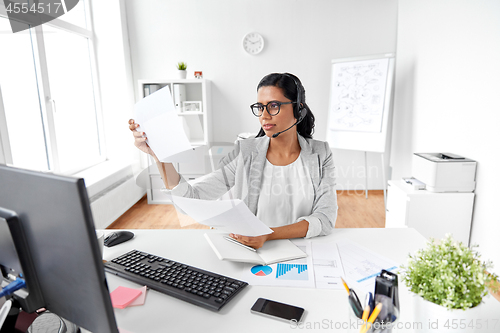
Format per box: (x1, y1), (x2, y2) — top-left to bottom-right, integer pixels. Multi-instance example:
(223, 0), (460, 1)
(250, 298), (305, 322)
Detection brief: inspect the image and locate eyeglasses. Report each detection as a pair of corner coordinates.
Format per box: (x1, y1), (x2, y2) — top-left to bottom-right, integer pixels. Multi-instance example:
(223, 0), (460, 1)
(250, 101), (296, 117)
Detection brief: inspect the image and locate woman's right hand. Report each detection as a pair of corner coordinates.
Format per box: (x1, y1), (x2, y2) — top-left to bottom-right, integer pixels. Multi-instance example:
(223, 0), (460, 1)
(128, 119), (158, 160)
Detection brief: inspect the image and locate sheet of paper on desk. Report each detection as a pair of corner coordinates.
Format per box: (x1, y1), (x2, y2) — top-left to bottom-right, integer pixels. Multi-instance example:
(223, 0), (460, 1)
(312, 242), (345, 289)
(133, 85), (192, 161)
(171, 196), (273, 236)
(336, 240), (398, 294)
(240, 239), (315, 288)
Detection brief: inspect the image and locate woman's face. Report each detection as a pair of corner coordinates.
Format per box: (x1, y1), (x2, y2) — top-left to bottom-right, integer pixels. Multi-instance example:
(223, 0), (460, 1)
(257, 85), (297, 138)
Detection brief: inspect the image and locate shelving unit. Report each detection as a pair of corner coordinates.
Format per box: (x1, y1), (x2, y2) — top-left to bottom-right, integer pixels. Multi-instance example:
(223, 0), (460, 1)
(137, 79), (213, 204)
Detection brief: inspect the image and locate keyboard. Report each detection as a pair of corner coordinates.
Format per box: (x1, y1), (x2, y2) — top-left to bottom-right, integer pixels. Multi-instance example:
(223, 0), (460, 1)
(104, 250), (248, 311)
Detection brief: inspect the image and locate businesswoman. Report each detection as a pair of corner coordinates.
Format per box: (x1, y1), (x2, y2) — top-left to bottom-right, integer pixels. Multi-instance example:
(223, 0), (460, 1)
(129, 73), (337, 248)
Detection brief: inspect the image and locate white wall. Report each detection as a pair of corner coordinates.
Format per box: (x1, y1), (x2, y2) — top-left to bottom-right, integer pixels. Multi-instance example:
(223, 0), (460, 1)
(124, 0), (398, 190)
(392, 0), (500, 273)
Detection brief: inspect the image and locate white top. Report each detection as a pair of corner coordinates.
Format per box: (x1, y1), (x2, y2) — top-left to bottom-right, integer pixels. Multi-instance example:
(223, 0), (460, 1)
(256, 154), (315, 233)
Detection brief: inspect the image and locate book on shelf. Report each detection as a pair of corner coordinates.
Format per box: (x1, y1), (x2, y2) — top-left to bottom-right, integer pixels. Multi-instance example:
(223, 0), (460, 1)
(204, 232), (306, 265)
(144, 84), (160, 97)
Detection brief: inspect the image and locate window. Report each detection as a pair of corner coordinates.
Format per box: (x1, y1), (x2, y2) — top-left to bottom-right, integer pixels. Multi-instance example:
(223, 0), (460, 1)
(0, 0), (104, 174)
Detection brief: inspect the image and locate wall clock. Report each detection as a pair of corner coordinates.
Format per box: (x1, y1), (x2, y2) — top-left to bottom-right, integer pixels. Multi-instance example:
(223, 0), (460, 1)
(243, 32), (264, 55)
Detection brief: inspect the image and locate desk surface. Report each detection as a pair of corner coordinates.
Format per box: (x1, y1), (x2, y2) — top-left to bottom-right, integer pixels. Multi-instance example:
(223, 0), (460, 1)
(101, 228), (500, 333)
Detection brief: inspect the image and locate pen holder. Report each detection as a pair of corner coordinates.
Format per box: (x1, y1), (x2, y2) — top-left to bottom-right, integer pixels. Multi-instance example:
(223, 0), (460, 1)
(347, 297), (398, 333)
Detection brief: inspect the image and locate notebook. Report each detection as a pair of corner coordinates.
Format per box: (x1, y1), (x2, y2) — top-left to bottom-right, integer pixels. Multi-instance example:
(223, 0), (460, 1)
(204, 233), (306, 265)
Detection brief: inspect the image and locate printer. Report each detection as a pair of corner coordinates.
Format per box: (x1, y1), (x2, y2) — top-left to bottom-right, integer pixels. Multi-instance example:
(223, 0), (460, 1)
(412, 153), (477, 192)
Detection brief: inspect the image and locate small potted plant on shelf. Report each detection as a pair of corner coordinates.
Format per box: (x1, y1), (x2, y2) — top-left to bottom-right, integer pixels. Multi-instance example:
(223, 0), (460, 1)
(177, 61), (187, 79)
(401, 234), (498, 332)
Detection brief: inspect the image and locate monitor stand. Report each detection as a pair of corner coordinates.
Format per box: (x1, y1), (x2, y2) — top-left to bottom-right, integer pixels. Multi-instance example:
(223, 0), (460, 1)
(26, 311), (80, 333)
(1, 298), (80, 333)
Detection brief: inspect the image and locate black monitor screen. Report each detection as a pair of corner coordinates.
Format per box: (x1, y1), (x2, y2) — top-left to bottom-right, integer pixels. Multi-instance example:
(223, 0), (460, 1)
(0, 165), (118, 333)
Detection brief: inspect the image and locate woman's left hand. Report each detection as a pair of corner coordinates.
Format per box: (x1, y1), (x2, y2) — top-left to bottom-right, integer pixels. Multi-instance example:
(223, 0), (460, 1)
(229, 233), (272, 249)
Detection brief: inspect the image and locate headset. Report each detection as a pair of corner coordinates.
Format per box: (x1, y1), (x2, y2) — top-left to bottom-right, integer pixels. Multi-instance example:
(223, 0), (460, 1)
(284, 73), (307, 120)
(272, 73), (307, 138)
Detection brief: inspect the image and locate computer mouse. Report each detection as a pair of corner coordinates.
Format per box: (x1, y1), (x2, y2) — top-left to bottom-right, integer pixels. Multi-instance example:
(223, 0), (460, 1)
(104, 231), (134, 247)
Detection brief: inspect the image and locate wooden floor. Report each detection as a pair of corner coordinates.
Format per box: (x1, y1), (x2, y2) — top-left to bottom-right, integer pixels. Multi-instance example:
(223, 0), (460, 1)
(107, 190), (386, 229)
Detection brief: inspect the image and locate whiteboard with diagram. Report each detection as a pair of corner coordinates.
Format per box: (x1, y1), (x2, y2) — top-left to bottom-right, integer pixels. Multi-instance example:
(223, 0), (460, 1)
(326, 54), (395, 153)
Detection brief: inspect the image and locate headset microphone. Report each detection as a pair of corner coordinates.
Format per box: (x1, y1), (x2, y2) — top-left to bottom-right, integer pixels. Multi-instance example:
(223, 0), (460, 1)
(272, 113), (305, 138)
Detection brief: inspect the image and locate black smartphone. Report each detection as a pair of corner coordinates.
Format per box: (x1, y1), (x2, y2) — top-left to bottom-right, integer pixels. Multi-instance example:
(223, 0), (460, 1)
(250, 298), (305, 322)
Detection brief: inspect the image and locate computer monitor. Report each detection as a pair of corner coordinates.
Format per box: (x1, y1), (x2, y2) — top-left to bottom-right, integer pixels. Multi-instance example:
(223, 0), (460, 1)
(0, 164), (119, 333)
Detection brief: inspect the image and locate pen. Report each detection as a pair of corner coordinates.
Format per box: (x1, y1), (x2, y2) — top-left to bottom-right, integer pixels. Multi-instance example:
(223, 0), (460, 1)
(360, 302), (383, 333)
(224, 236), (256, 252)
(365, 292), (374, 314)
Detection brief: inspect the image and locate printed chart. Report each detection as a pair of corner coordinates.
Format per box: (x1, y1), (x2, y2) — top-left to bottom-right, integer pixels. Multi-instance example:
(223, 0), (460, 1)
(276, 263), (309, 281)
(337, 240), (398, 294)
(250, 265), (273, 276)
(312, 242), (345, 290)
(241, 240), (315, 288)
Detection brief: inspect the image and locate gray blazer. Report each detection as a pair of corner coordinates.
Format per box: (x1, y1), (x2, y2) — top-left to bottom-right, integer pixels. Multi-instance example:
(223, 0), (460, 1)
(171, 134), (338, 238)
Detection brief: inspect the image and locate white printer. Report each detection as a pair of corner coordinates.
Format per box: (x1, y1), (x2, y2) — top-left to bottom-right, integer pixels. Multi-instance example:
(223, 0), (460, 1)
(412, 153), (477, 192)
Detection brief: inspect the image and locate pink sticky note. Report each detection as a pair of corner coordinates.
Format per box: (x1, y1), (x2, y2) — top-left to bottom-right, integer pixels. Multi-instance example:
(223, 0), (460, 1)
(110, 286), (142, 309)
(128, 286), (147, 307)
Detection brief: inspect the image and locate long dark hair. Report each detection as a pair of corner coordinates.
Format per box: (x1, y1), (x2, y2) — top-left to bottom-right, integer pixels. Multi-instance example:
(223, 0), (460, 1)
(255, 73), (315, 139)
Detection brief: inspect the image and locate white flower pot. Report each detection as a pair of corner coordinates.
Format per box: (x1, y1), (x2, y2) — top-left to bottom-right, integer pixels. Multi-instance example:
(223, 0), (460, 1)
(177, 70), (187, 79)
(412, 293), (484, 333)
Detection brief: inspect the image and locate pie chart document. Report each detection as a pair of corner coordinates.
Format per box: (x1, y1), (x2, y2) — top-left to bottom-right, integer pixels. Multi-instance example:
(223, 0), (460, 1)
(241, 240), (315, 288)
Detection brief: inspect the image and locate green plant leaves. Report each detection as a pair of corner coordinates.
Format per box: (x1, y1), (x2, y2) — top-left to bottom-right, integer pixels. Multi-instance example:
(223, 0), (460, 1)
(177, 62), (187, 70)
(401, 234), (497, 310)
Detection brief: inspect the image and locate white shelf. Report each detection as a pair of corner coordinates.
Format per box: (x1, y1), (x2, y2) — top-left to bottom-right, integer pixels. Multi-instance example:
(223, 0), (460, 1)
(139, 78), (206, 85)
(178, 112), (204, 116)
(190, 140), (207, 146)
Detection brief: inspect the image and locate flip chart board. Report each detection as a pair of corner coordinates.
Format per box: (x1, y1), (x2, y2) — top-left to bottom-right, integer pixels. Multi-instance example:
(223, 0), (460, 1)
(326, 54), (395, 153)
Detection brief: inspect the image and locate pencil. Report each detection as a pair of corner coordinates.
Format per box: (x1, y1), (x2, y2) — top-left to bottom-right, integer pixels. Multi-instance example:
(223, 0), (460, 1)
(359, 305), (371, 333)
(360, 303), (383, 333)
(340, 277), (350, 294)
(362, 305), (370, 322)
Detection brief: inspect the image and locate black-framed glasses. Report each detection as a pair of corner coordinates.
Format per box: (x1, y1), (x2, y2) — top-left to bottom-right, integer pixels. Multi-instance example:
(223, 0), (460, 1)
(250, 101), (296, 117)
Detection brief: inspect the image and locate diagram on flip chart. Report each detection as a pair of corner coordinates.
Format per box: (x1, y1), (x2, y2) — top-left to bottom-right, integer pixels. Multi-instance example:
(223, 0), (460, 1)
(329, 58), (390, 133)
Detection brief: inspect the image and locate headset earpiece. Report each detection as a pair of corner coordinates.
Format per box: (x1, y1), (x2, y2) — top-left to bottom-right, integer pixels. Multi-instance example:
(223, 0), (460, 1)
(283, 73), (304, 121)
(298, 107), (307, 122)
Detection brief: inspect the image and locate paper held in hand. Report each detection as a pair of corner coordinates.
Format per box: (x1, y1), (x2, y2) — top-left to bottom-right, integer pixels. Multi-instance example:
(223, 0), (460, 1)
(171, 196), (273, 237)
(133, 86), (192, 161)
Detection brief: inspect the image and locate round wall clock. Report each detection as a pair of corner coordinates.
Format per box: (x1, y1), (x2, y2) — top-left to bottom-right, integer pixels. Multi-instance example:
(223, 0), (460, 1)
(243, 32), (264, 55)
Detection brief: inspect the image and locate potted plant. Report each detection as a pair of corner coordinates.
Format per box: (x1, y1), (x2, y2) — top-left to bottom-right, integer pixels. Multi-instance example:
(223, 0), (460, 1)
(401, 234), (498, 332)
(177, 61), (187, 79)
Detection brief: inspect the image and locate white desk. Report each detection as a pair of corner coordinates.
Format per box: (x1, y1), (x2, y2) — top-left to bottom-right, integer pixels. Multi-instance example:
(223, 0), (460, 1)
(101, 228), (500, 333)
